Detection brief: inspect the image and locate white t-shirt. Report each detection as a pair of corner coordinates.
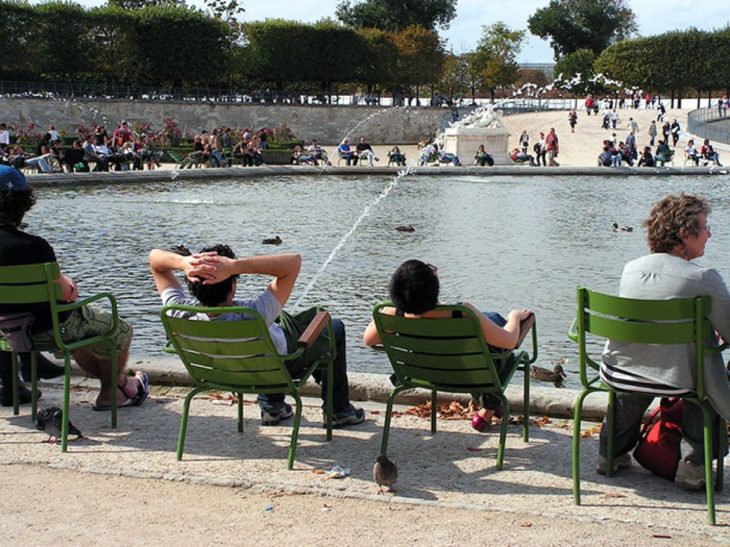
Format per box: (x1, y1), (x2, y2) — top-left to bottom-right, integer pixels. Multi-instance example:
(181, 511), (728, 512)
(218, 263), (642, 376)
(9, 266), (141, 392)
(160, 286), (287, 354)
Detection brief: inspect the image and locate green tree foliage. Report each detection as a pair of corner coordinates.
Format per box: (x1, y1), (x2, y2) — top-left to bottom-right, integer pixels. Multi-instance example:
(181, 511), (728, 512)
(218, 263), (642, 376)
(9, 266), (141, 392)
(242, 20), (362, 90)
(595, 28), (730, 107)
(357, 28), (399, 92)
(0, 0), (36, 79)
(35, 2), (93, 82)
(335, 0), (457, 32)
(130, 5), (228, 88)
(553, 48), (597, 95)
(107, 0), (185, 8)
(438, 53), (470, 101)
(470, 22), (524, 101)
(392, 25), (445, 100)
(528, 0), (637, 59)
(203, 0), (244, 23)
(87, 5), (141, 85)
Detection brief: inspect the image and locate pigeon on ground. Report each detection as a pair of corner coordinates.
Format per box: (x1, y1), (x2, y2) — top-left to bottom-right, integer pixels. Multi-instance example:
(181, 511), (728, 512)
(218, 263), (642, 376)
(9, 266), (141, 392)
(262, 236), (282, 245)
(36, 406), (82, 443)
(373, 454), (398, 494)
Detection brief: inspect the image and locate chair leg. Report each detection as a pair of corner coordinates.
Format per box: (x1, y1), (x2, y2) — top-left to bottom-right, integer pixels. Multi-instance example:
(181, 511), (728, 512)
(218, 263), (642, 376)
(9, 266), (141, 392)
(523, 363), (530, 442)
(176, 386), (205, 460)
(700, 402), (716, 525)
(237, 393), (243, 433)
(430, 390), (437, 434)
(572, 388), (592, 505)
(61, 353), (71, 452)
(716, 417), (726, 491)
(11, 351), (19, 416)
(380, 387), (407, 456)
(496, 393), (509, 470)
(30, 352), (38, 423)
(288, 393), (304, 470)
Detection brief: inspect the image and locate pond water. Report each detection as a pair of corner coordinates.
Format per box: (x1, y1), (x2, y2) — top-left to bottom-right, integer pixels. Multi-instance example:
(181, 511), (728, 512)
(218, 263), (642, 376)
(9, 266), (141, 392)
(29, 173), (730, 388)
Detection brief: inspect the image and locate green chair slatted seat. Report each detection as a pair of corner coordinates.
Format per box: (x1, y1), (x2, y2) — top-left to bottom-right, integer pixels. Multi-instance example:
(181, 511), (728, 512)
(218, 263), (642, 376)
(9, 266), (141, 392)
(160, 304), (334, 470)
(372, 302), (538, 470)
(0, 262), (121, 451)
(568, 287), (726, 525)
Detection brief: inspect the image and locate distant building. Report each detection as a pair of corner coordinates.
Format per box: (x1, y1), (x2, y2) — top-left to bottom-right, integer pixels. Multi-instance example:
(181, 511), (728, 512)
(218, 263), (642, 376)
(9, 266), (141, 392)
(519, 63), (555, 78)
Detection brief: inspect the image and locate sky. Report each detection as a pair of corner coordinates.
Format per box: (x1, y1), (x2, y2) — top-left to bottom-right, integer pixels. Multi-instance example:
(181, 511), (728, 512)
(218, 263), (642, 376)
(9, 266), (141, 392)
(43, 0), (730, 63)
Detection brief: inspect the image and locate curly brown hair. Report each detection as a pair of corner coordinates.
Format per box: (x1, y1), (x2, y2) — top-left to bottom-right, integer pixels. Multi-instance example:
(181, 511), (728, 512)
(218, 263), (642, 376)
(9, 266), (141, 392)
(644, 193), (710, 253)
(0, 188), (36, 227)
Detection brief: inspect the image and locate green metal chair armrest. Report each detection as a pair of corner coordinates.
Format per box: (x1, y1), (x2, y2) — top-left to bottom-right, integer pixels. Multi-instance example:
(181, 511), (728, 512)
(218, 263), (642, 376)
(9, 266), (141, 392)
(54, 292), (119, 352)
(567, 318), (578, 343)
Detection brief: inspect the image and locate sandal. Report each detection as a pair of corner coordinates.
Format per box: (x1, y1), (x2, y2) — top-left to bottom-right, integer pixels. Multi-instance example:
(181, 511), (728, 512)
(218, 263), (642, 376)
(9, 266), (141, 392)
(92, 392), (135, 411)
(131, 372), (149, 406)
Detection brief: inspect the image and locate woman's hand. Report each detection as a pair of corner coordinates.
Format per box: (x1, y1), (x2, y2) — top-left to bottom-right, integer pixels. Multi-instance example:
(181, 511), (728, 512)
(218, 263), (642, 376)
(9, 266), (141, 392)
(508, 308), (533, 322)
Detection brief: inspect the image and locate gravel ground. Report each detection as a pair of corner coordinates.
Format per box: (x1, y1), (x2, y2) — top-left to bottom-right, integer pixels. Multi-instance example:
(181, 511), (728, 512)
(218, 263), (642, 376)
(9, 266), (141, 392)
(1, 378), (728, 544)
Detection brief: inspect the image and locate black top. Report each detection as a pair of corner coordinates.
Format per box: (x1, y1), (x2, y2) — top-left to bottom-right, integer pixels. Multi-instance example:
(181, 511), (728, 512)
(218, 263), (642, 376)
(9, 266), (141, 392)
(0, 226), (58, 331)
(64, 148), (84, 164)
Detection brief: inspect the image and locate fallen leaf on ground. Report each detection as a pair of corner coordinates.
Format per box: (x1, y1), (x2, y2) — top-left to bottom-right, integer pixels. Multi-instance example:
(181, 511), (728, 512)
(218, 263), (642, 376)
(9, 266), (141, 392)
(467, 447), (486, 452)
(581, 424), (602, 438)
(311, 469), (325, 475)
(652, 535), (672, 539)
(603, 492), (627, 498)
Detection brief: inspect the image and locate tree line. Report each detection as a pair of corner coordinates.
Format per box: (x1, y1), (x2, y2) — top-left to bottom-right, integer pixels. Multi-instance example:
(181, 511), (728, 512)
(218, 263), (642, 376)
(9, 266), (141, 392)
(2, 0), (728, 105)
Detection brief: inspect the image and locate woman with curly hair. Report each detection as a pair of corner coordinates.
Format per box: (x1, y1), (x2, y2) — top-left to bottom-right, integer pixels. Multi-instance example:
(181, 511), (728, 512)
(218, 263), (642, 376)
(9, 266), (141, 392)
(599, 193), (730, 489)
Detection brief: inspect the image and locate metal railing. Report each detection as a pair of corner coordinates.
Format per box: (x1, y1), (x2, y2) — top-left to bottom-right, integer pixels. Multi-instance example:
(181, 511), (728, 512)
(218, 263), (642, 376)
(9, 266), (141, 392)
(688, 107), (730, 144)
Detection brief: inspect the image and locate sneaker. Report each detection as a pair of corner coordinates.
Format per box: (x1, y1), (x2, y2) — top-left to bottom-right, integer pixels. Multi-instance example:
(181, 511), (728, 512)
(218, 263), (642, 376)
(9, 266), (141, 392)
(596, 452), (632, 475)
(324, 404), (365, 428)
(675, 459), (712, 491)
(260, 402), (293, 426)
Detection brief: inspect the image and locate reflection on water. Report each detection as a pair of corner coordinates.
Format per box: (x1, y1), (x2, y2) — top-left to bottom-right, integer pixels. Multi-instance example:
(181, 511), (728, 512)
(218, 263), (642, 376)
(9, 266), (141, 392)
(29, 175), (730, 388)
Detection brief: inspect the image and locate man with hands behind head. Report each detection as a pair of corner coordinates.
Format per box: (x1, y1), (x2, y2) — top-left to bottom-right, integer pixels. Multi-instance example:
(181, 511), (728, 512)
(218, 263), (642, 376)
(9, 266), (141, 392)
(149, 245), (365, 427)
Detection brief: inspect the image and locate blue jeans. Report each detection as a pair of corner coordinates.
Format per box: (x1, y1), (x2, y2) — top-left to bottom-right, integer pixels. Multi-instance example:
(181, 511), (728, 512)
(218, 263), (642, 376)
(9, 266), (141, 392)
(258, 318), (350, 415)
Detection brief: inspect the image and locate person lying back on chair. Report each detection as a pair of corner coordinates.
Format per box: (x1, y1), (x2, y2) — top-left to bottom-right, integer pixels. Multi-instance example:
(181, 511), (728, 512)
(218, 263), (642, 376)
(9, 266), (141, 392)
(362, 259), (532, 432)
(149, 245), (365, 428)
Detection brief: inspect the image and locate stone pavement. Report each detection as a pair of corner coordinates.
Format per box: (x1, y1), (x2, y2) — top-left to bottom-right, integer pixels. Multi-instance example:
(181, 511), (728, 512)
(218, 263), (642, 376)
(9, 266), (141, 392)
(1, 375), (728, 542)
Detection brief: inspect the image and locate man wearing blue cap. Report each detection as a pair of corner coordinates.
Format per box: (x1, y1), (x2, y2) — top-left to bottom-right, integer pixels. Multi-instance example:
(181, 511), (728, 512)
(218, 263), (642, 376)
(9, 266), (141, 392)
(0, 166), (148, 409)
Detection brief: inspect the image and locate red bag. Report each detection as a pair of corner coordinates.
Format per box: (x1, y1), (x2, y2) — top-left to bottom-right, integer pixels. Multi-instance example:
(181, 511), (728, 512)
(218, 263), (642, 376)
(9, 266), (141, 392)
(633, 397), (684, 480)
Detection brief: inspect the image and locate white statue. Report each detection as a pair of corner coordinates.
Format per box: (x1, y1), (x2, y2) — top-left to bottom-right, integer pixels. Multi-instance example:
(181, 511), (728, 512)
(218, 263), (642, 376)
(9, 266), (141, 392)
(450, 106), (505, 129)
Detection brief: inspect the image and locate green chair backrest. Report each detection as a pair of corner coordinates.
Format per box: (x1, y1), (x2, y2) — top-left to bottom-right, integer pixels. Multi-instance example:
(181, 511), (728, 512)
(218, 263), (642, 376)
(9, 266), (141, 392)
(160, 304), (296, 392)
(0, 262), (62, 305)
(372, 302), (503, 392)
(0, 262), (65, 344)
(574, 287), (712, 399)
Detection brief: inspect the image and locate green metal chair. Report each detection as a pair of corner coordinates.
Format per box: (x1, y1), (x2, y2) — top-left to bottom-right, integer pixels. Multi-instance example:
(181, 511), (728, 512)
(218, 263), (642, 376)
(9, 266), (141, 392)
(0, 262), (120, 451)
(372, 302), (538, 470)
(568, 287), (726, 525)
(160, 304), (334, 470)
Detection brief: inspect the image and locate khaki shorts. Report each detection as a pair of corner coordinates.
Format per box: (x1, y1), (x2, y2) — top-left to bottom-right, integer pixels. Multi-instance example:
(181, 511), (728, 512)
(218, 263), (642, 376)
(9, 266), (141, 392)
(33, 305), (131, 358)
